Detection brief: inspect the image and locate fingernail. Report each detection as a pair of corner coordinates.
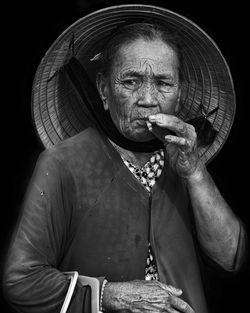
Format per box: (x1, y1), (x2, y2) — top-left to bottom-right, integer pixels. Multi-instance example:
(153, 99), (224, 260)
(174, 287), (182, 294)
(174, 288), (183, 295)
(165, 135), (173, 141)
(148, 115), (156, 120)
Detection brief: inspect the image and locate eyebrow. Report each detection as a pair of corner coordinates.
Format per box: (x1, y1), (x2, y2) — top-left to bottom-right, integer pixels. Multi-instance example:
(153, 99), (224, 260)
(120, 70), (174, 80)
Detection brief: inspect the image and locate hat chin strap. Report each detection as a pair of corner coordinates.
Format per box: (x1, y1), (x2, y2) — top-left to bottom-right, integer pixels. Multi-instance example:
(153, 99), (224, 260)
(63, 57), (163, 152)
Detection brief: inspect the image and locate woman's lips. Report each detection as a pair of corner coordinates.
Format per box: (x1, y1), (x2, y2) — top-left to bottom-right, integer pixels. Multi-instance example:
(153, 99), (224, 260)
(132, 110), (159, 121)
(134, 118), (147, 126)
(132, 116), (152, 123)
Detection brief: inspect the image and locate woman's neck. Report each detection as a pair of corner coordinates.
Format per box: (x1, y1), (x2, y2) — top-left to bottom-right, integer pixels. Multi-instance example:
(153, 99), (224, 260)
(110, 140), (154, 168)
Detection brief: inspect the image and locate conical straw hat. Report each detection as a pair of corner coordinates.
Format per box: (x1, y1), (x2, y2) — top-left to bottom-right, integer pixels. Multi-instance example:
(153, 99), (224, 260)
(32, 4), (235, 164)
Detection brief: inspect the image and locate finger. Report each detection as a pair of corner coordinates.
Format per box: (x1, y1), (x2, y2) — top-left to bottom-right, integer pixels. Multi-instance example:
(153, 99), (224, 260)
(170, 296), (195, 313)
(165, 136), (193, 153)
(149, 114), (197, 143)
(161, 284), (183, 296)
(165, 135), (188, 146)
(148, 114), (187, 137)
(166, 308), (181, 313)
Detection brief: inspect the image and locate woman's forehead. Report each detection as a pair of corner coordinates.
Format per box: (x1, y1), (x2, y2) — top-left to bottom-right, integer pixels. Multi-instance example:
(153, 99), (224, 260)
(112, 39), (179, 76)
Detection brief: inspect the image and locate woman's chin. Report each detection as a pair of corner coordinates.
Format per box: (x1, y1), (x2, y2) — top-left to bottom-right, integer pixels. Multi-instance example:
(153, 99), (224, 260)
(124, 129), (156, 142)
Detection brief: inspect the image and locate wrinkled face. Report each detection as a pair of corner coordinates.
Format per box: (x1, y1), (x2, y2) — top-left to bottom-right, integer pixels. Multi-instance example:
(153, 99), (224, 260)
(97, 38), (181, 142)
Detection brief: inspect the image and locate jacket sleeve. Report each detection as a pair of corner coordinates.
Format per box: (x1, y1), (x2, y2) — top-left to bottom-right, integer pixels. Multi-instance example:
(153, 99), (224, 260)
(197, 218), (248, 274)
(3, 150), (96, 313)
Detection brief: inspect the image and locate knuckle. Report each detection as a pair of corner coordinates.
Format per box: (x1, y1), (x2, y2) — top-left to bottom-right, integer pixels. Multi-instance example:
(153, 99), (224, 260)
(181, 138), (187, 146)
(188, 124), (196, 133)
(158, 113), (165, 121)
(177, 123), (186, 134)
(183, 302), (194, 313)
(182, 302), (188, 311)
(189, 124), (197, 137)
(164, 294), (171, 302)
(163, 289), (171, 298)
(193, 131), (197, 142)
(166, 284), (174, 292)
(155, 280), (163, 288)
(186, 139), (193, 147)
(173, 116), (181, 123)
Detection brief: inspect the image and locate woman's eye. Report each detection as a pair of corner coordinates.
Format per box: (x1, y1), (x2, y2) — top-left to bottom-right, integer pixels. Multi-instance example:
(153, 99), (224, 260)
(123, 79), (139, 87)
(157, 80), (172, 87)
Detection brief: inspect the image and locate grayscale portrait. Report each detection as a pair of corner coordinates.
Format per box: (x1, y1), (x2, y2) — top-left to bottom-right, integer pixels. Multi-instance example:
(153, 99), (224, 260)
(1, 2), (249, 313)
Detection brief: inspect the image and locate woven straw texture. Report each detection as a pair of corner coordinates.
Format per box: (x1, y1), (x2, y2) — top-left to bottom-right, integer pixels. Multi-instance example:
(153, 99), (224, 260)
(32, 4), (235, 164)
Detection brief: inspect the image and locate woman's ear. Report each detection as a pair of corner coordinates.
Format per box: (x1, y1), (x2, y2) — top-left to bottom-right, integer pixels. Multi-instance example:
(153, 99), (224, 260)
(96, 72), (109, 110)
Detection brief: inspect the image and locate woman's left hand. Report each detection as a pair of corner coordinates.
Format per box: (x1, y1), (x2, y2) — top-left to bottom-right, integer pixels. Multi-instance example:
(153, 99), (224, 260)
(147, 113), (202, 178)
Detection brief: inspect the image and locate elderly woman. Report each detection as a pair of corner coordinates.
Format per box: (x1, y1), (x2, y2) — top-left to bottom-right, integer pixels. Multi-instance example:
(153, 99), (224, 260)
(3, 5), (247, 313)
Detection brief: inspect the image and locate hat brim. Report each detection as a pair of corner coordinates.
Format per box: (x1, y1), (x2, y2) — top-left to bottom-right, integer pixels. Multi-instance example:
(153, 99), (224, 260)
(32, 4), (235, 164)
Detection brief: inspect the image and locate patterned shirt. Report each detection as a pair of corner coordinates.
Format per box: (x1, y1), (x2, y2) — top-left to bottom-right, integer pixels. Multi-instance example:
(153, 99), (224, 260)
(121, 149), (164, 280)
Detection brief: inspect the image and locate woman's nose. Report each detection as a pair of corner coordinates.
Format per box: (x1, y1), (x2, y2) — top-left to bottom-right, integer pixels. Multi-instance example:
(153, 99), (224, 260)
(137, 85), (158, 107)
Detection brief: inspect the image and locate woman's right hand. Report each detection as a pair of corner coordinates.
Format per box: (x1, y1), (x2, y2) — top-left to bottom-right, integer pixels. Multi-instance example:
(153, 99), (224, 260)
(102, 280), (195, 313)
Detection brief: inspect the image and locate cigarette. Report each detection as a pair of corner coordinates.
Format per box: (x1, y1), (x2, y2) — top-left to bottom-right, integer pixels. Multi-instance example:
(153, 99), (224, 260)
(146, 121), (152, 131)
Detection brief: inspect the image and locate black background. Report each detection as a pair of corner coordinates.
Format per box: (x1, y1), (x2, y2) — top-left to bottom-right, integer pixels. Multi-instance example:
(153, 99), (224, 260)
(1, 1), (249, 312)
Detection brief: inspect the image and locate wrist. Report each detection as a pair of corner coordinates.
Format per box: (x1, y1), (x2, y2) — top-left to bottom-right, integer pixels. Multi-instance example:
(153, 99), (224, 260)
(184, 162), (207, 185)
(102, 281), (131, 312)
(102, 282), (119, 312)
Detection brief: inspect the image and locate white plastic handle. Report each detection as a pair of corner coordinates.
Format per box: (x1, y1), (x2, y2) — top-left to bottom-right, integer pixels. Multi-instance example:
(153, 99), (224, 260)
(60, 271), (79, 313)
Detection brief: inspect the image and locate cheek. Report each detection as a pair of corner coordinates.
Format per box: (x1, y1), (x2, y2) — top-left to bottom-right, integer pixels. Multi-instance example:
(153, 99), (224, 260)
(158, 91), (180, 113)
(111, 87), (135, 120)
